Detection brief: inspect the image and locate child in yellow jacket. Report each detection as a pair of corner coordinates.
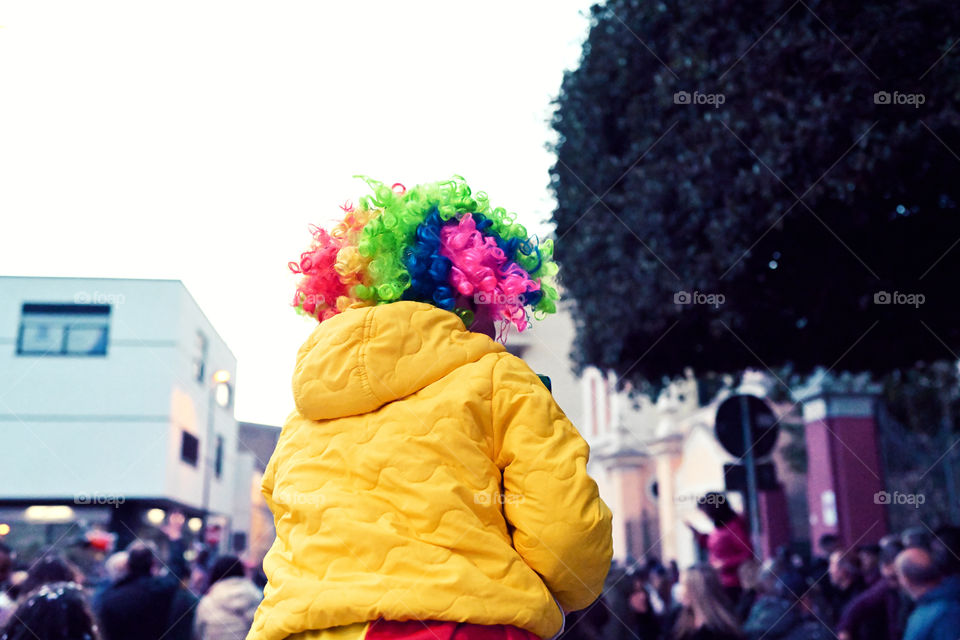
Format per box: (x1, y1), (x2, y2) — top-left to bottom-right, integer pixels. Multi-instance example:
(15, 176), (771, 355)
(248, 178), (613, 640)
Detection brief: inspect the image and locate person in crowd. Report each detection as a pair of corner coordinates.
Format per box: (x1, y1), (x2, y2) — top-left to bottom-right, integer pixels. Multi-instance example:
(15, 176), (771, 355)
(688, 494), (753, 603)
(95, 512), (196, 640)
(627, 574), (661, 640)
(808, 534), (840, 584)
(733, 560), (760, 623)
(91, 551), (127, 609)
(248, 178), (613, 640)
(896, 546), (960, 640)
(560, 595), (610, 640)
(823, 550), (865, 626)
(17, 554), (82, 597)
(0, 581), (100, 640)
(194, 555), (262, 640)
(672, 564), (742, 640)
(598, 562), (633, 640)
(648, 563), (676, 617)
(855, 544), (881, 586)
(0, 553), (82, 629)
(837, 537), (903, 640)
(742, 570), (831, 640)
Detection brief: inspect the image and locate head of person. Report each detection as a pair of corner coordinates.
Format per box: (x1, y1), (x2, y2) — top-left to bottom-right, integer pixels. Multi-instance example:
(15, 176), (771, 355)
(878, 536), (904, 584)
(674, 564), (739, 635)
(696, 492), (737, 527)
(818, 533), (840, 557)
(901, 526), (931, 550)
(0, 582), (99, 640)
(649, 564), (670, 591)
(896, 547), (942, 600)
(857, 543), (880, 575)
(828, 550), (860, 589)
(103, 551), (128, 583)
(206, 555), (245, 590)
(18, 554), (82, 596)
(931, 525), (960, 576)
(289, 178), (560, 340)
(125, 541), (159, 578)
(630, 581), (651, 613)
(738, 558), (761, 592)
(756, 558), (784, 596)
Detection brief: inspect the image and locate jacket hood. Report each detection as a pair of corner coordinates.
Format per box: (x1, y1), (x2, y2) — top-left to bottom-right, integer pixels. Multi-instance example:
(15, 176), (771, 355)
(205, 577), (262, 615)
(293, 301), (504, 421)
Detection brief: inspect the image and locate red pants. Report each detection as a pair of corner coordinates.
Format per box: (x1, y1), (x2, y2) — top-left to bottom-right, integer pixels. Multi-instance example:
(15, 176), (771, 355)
(366, 620), (541, 640)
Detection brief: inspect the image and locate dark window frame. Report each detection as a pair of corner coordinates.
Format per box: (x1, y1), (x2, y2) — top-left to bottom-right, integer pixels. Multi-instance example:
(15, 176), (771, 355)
(214, 434), (224, 478)
(181, 431), (200, 467)
(16, 303), (111, 357)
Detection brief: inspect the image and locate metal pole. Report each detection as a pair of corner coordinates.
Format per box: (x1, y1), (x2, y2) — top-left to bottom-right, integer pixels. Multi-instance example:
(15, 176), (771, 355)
(201, 384), (214, 527)
(740, 394), (762, 552)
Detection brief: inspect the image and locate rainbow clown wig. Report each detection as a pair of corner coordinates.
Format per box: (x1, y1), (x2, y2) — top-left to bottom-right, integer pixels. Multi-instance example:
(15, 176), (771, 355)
(289, 177), (560, 337)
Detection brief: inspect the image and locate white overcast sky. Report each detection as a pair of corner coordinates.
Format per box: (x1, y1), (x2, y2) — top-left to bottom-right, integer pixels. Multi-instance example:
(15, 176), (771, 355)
(0, 1), (594, 425)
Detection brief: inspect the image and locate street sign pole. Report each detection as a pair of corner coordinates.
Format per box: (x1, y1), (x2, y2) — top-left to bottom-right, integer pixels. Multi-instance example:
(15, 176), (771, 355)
(739, 394), (762, 553)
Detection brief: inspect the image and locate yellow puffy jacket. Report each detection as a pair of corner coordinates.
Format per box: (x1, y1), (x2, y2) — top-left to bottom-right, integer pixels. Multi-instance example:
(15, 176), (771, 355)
(248, 301), (613, 640)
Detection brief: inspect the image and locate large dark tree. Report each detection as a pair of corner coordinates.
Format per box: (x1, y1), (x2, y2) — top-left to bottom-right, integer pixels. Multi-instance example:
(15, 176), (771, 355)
(550, 0), (960, 389)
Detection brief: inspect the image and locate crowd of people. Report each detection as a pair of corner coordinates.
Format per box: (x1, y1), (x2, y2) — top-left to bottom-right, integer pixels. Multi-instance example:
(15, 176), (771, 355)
(0, 513), (263, 640)
(3, 500), (960, 640)
(561, 494), (960, 640)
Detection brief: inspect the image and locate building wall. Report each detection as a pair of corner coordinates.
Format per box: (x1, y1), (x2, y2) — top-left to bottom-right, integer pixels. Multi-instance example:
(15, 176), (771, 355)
(0, 277), (238, 517)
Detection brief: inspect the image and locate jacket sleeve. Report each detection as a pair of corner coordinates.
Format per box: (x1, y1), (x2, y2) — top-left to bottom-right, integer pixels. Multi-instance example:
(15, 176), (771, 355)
(491, 353), (613, 612)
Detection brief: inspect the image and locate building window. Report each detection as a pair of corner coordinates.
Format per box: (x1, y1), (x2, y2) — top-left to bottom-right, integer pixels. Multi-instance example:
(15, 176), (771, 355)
(181, 431), (199, 467)
(193, 332), (208, 383)
(214, 435), (224, 478)
(17, 303), (110, 357)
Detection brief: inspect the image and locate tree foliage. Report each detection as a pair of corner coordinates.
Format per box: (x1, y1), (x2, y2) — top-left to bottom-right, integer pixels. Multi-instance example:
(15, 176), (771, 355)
(550, 0), (960, 389)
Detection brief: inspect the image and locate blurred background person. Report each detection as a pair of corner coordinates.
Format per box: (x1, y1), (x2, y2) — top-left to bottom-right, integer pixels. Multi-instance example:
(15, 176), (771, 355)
(896, 546), (960, 640)
(0, 553), (82, 629)
(742, 570), (831, 640)
(92, 551), (127, 610)
(672, 564), (742, 640)
(823, 550), (865, 627)
(855, 544), (881, 586)
(0, 581), (100, 640)
(687, 494), (753, 604)
(95, 512), (195, 640)
(807, 534), (841, 584)
(194, 555), (262, 640)
(836, 535), (904, 640)
(627, 571), (661, 640)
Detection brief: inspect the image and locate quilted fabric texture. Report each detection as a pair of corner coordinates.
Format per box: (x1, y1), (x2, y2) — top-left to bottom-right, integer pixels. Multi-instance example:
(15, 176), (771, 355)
(247, 301), (613, 640)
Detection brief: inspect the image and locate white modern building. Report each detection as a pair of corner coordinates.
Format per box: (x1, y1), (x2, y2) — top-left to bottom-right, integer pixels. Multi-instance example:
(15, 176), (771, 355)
(0, 276), (241, 552)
